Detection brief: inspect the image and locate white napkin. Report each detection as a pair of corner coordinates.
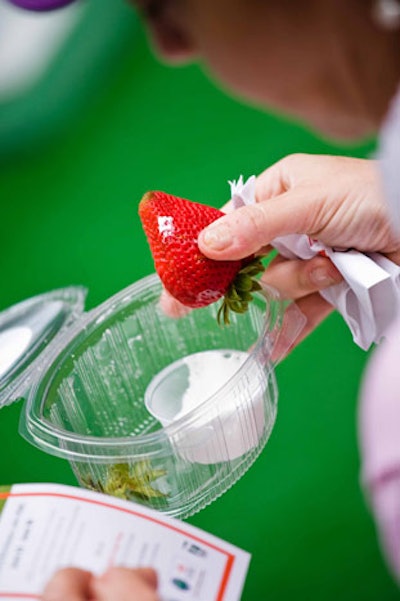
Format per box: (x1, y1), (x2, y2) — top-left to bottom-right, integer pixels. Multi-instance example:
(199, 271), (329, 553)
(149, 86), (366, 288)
(229, 176), (400, 350)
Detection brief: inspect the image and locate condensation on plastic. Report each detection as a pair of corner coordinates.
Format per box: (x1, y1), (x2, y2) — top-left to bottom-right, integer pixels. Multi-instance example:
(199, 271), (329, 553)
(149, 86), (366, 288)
(18, 274), (304, 518)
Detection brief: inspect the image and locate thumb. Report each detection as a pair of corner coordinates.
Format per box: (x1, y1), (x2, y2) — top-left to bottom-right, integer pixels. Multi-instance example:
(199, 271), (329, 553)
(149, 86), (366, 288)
(92, 567), (159, 601)
(198, 187), (315, 260)
(41, 567), (93, 601)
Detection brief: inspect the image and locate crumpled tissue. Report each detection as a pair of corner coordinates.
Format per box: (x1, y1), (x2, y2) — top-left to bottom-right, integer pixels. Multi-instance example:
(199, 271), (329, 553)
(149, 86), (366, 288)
(230, 175), (400, 350)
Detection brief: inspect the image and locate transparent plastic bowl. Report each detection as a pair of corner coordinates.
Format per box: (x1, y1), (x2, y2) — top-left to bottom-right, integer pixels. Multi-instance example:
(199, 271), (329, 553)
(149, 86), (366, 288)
(21, 274), (283, 518)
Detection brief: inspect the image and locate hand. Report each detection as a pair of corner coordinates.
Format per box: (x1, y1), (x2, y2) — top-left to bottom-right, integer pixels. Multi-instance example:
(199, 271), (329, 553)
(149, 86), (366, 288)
(196, 154), (400, 344)
(41, 566), (160, 601)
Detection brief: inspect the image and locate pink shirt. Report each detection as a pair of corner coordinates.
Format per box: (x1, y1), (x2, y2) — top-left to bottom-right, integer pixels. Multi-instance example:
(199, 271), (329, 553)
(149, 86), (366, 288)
(359, 86), (400, 580)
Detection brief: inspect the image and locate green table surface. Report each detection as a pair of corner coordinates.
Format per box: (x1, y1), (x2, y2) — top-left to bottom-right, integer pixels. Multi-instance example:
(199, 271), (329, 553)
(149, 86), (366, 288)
(1, 5), (398, 599)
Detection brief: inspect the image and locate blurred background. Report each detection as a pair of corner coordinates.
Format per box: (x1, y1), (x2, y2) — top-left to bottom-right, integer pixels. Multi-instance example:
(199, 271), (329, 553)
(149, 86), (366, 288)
(0, 0), (398, 598)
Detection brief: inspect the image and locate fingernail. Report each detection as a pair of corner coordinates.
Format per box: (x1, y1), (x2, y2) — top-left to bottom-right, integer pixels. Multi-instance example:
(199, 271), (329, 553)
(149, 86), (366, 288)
(310, 267), (338, 287)
(201, 223), (232, 251)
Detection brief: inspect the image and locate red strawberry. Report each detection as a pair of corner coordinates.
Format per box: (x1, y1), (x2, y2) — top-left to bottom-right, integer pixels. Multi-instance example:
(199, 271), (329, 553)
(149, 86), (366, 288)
(138, 191), (264, 324)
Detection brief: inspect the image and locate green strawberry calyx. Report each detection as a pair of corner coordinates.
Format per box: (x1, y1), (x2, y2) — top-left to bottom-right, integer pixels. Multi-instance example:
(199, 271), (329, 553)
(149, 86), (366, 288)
(217, 257), (265, 325)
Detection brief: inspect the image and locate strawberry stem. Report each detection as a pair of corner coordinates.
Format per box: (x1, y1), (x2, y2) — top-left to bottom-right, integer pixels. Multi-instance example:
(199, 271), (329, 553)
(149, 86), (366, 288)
(217, 257), (265, 325)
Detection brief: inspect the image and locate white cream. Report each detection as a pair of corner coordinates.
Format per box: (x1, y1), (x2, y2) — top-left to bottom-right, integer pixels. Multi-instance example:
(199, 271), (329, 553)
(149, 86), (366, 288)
(145, 349), (269, 464)
(174, 349), (249, 421)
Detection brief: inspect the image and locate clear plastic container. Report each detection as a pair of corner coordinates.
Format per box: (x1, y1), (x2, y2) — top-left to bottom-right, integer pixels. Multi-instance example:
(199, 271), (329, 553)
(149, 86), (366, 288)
(0, 274), (304, 518)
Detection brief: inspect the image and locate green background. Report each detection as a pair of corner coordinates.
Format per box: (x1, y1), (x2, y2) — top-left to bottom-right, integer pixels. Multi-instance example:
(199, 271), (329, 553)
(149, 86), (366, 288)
(0, 1), (398, 598)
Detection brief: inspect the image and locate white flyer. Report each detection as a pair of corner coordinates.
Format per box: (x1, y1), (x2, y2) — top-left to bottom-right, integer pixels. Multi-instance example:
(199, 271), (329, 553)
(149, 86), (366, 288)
(0, 483), (250, 601)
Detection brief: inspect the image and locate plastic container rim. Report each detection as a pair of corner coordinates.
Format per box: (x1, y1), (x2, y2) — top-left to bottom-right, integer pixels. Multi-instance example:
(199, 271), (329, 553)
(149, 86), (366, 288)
(20, 273), (279, 461)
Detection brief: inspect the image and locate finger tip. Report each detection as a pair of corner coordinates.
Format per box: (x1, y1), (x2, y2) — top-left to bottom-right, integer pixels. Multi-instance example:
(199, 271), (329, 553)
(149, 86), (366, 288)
(198, 222), (234, 254)
(136, 567), (158, 588)
(159, 289), (191, 318)
(92, 566), (159, 597)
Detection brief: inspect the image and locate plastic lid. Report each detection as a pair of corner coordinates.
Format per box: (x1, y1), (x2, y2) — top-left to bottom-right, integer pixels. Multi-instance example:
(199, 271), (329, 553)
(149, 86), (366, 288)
(0, 286), (86, 408)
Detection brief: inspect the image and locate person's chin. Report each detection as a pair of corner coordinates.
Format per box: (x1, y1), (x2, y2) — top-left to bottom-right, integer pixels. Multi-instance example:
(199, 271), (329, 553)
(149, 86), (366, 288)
(307, 114), (376, 143)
